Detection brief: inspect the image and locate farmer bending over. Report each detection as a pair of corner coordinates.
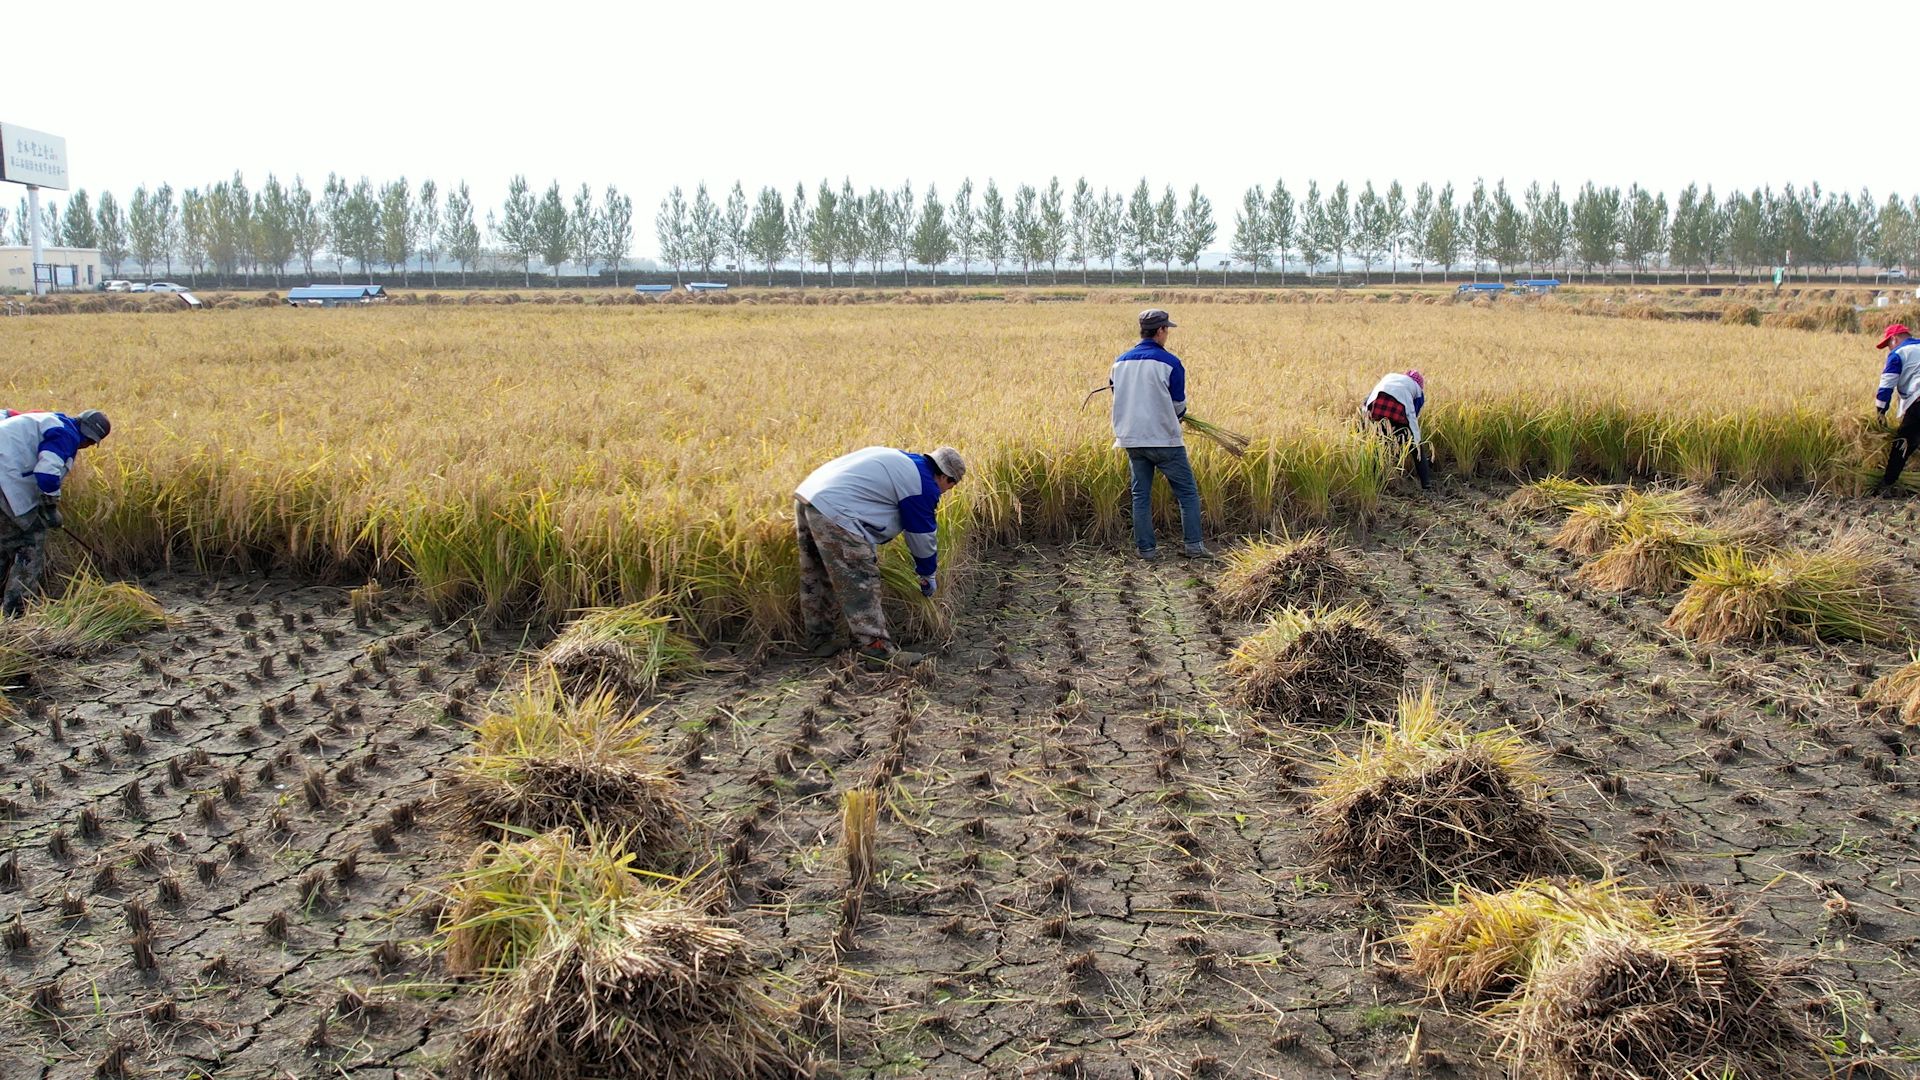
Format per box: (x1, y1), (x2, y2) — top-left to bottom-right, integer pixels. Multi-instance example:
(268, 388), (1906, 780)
(1362, 369), (1434, 492)
(794, 445), (965, 669)
(1112, 309), (1214, 562)
(0, 410), (111, 617)
(1873, 323), (1920, 496)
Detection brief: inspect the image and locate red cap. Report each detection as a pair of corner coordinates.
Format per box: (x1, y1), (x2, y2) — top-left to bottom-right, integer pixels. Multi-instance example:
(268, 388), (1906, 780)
(1406, 369), (1425, 388)
(1879, 324), (1913, 349)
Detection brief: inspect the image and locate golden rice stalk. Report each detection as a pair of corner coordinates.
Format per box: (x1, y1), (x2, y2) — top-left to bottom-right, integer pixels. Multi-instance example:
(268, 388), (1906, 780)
(1551, 488), (1702, 556)
(445, 678), (691, 868)
(1310, 687), (1565, 892)
(1864, 655), (1920, 725)
(1665, 532), (1911, 644)
(440, 827), (646, 976)
(540, 602), (703, 699)
(1499, 477), (1624, 518)
(840, 787), (880, 935)
(1212, 532), (1355, 619)
(1224, 605), (1406, 722)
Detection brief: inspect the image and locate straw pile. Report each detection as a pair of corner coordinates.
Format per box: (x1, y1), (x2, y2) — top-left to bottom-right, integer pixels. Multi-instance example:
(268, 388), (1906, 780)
(442, 829), (797, 1080)
(1225, 606), (1405, 721)
(1402, 880), (1814, 1080)
(1665, 532), (1911, 644)
(540, 603), (703, 699)
(445, 679), (691, 868)
(1310, 688), (1565, 892)
(1576, 501), (1787, 595)
(1552, 489), (1703, 556)
(1212, 532), (1355, 619)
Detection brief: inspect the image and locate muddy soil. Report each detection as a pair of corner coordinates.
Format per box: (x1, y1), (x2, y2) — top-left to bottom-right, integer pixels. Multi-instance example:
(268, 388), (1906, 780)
(5, 487), (1920, 1079)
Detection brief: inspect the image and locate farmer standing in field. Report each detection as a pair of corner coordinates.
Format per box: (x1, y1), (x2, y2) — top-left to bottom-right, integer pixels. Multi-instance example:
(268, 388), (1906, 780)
(0, 410), (112, 617)
(1111, 309), (1215, 562)
(794, 445), (965, 669)
(1362, 369), (1435, 492)
(1873, 323), (1920, 496)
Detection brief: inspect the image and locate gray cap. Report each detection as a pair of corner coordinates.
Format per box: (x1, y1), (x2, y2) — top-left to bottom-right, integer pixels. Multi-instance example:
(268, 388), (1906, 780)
(73, 410), (111, 444)
(929, 446), (966, 484)
(1139, 308), (1177, 331)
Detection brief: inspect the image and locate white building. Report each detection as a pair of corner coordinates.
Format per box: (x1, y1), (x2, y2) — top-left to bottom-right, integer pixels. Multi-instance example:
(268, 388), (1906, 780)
(0, 246), (103, 292)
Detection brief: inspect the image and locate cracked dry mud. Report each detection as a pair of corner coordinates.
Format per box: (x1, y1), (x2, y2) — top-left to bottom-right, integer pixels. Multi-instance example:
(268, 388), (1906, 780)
(5, 486), (1920, 1079)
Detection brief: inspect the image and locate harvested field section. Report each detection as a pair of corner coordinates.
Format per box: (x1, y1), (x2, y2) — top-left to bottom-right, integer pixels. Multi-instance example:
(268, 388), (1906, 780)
(5, 490), (1920, 1076)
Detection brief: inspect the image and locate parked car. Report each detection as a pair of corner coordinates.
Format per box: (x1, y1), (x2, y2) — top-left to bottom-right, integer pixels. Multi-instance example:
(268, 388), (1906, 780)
(103, 280), (133, 292)
(146, 282), (189, 293)
(128, 283), (149, 292)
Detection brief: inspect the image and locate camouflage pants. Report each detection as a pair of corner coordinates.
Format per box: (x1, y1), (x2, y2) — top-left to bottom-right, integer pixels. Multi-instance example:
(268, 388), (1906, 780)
(795, 498), (891, 648)
(0, 511), (47, 618)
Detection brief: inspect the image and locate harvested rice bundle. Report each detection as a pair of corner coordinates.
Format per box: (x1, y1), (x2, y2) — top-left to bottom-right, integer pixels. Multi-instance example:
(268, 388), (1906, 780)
(540, 602), (702, 699)
(1551, 488), (1703, 556)
(1577, 502), (1786, 595)
(1499, 477), (1624, 518)
(440, 830), (797, 1080)
(1309, 687), (1566, 892)
(1212, 532), (1356, 619)
(1403, 880), (1814, 1080)
(0, 568), (167, 658)
(1863, 656), (1920, 725)
(1225, 605), (1406, 721)
(1665, 532), (1911, 644)
(1181, 414), (1253, 457)
(445, 679), (691, 868)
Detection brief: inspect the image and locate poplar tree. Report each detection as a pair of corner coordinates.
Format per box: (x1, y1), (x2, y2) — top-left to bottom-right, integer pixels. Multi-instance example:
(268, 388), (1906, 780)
(723, 181), (750, 284)
(1039, 177), (1068, 283)
(911, 184), (951, 281)
(415, 179), (440, 284)
(94, 192), (127, 274)
(688, 182), (721, 278)
(571, 183), (600, 280)
(1231, 184), (1268, 282)
(599, 184), (633, 285)
(805, 180), (837, 285)
(498, 175), (539, 286)
(1068, 178), (1096, 284)
(1177, 185), (1216, 284)
(1122, 179), (1154, 284)
(949, 179), (976, 284)
(979, 179), (1009, 280)
(748, 185), (788, 284)
(443, 182), (479, 285)
(1152, 185), (1178, 282)
(1266, 180), (1295, 279)
(1009, 183), (1040, 284)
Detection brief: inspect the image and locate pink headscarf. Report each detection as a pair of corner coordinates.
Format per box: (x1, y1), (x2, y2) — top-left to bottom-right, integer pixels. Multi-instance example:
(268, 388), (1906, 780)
(1406, 369), (1425, 389)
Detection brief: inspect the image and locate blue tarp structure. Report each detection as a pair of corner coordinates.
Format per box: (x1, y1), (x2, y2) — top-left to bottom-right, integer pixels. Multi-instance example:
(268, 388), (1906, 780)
(1456, 282), (1506, 294)
(1514, 278), (1562, 293)
(686, 282), (728, 292)
(632, 284), (672, 294)
(286, 285), (388, 306)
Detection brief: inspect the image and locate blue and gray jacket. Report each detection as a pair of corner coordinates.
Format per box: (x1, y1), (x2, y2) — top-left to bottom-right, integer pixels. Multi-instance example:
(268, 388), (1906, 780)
(795, 446), (944, 575)
(0, 411), (85, 519)
(1877, 340), (1920, 419)
(1110, 339), (1187, 448)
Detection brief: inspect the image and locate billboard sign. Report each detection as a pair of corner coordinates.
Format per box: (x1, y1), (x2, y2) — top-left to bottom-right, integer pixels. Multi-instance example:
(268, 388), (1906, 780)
(0, 123), (69, 190)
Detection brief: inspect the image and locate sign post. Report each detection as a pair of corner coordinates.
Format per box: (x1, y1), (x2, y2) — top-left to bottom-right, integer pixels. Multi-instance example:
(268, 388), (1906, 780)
(0, 123), (70, 297)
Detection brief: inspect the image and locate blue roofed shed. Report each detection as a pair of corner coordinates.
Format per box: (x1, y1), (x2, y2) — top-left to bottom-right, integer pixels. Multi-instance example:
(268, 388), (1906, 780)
(286, 285), (388, 307)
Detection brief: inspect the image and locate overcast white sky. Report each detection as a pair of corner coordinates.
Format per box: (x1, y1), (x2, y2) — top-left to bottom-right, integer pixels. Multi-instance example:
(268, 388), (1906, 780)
(9, 0), (1897, 254)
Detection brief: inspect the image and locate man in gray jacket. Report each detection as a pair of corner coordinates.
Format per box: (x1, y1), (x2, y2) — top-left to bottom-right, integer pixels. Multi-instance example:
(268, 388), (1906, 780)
(0, 409), (111, 617)
(1110, 309), (1213, 561)
(794, 445), (964, 668)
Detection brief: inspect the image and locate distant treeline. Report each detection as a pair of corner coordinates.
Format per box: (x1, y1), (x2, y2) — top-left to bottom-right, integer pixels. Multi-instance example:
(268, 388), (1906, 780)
(10, 174), (1917, 288)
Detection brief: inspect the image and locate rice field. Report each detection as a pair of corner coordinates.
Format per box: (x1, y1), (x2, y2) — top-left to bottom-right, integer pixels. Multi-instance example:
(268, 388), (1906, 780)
(5, 299), (1920, 1077)
(0, 300), (1891, 640)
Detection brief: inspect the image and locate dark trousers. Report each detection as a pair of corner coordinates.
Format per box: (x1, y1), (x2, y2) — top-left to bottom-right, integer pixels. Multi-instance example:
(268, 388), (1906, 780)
(1883, 407), (1920, 489)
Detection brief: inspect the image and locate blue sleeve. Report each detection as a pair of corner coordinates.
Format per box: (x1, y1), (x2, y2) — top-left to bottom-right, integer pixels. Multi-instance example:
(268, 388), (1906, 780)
(1413, 390), (1425, 415)
(34, 426), (80, 493)
(1167, 357), (1187, 413)
(899, 466), (940, 576)
(1878, 352), (1902, 406)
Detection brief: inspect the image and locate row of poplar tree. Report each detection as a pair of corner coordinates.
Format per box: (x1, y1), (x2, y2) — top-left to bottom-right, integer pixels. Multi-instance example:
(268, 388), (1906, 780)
(4, 174), (636, 287)
(657, 178), (1920, 285)
(10, 174), (1919, 286)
